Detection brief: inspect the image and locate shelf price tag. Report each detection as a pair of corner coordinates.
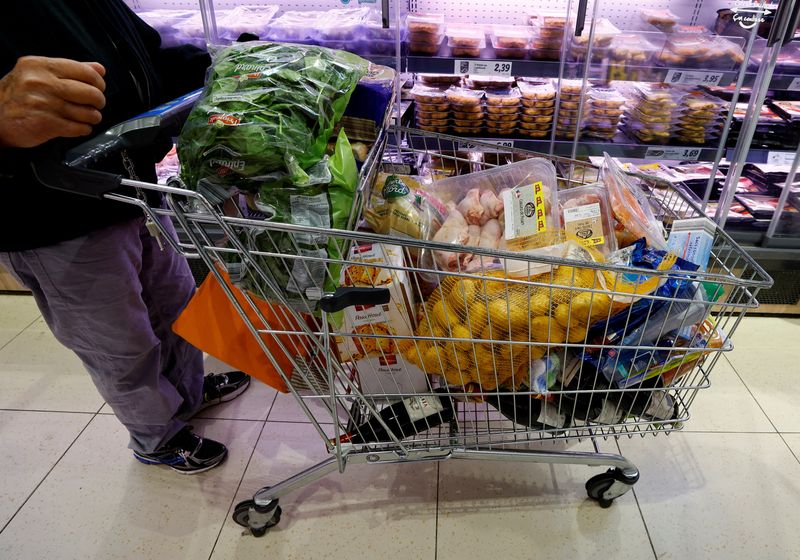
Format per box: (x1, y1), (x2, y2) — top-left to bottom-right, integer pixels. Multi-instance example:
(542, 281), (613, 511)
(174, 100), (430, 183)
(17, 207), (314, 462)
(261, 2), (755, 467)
(767, 151), (797, 165)
(787, 77), (800, 92)
(454, 59), (512, 76)
(644, 146), (702, 161)
(664, 69), (725, 87)
(456, 140), (514, 152)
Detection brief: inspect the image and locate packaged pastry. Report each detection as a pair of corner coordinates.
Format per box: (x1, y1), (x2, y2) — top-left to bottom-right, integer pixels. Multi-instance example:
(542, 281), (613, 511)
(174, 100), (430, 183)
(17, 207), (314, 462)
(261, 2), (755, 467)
(409, 30), (444, 44)
(558, 79), (586, 94)
(451, 46), (482, 57)
(485, 88), (522, 106)
(591, 106), (625, 118)
(629, 128), (670, 143)
(520, 121), (551, 130)
(589, 88), (626, 109)
(610, 33), (657, 64)
(484, 120), (516, 130)
(521, 98), (556, 108)
(451, 125), (483, 134)
(465, 76), (515, 89)
(520, 115), (553, 125)
(486, 113), (520, 122)
(452, 110), (484, 120)
(407, 13), (445, 35)
(666, 35), (711, 57)
(450, 103), (484, 113)
(409, 41), (442, 55)
(569, 43), (609, 63)
(518, 81), (556, 101)
(446, 86), (484, 106)
(418, 124), (449, 133)
(520, 106), (555, 117)
(410, 84), (448, 104)
(418, 74), (463, 86)
(446, 24), (485, 47)
(486, 104), (520, 115)
(416, 101), (451, 112)
(570, 18), (620, 47)
(640, 9), (680, 32)
(529, 10), (568, 28)
(519, 128), (550, 138)
(627, 106), (675, 124)
(493, 44), (528, 59)
(416, 109), (450, 120)
(490, 24), (531, 48)
(656, 49), (685, 65)
(416, 116), (449, 127)
(486, 127), (515, 136)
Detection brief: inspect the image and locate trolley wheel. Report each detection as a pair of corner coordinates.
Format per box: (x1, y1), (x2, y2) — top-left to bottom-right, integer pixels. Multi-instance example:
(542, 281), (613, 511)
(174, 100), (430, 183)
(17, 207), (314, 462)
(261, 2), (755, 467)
(233, 499), (282, 537)
(585, 468), (639, 508)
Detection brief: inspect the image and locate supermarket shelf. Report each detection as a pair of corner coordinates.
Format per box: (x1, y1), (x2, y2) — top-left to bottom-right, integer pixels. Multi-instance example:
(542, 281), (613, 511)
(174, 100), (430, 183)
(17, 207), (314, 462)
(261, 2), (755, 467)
(404, 131), (783, 163)
(406, 55), (800, 91)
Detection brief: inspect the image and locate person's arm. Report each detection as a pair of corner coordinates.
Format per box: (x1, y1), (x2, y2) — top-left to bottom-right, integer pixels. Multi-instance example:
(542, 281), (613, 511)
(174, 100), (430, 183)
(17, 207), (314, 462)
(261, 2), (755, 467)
(0, 56), (106, 149)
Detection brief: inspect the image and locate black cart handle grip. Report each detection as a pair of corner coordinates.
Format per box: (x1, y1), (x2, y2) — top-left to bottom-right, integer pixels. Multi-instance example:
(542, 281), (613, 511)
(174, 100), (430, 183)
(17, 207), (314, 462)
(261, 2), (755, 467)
(768, 0), (795, 46)
(574, 0), (588, 37)
(31, 161), (122, 200)
(319, 287), (392, 313)
(784, 0), (800, 46)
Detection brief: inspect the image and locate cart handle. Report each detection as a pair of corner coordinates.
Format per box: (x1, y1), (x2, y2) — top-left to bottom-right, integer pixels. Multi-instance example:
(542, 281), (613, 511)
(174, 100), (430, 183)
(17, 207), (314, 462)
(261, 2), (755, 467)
(319, 287), (391, 313)
(30, 89), (202, 198)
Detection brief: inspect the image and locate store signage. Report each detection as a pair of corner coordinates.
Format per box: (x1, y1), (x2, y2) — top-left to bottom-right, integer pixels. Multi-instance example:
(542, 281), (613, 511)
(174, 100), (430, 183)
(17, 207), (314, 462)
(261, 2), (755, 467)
(731, 7), (771, 30)
(454, 59), (513, 76)
(767, 151), (797, 165)
(457, 140), (515, 152)
(787, 77), (800, 92)
(664, 69), (726, 87)
(645, 146), (702, 161)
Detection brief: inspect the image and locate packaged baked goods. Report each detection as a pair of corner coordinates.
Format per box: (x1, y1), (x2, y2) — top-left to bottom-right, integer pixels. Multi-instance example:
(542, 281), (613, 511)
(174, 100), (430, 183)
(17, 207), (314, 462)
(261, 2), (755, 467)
(521, 99), (556, 109)
(418, 124), (449, 132)
(465, 76), (515, 89)
(519, 128), (550, 138)
(519, 120), (551, 130)
(558, 79), (587, 95)
(452, 117), (484, 127)
(629, 128), (671, 144)
(486, 127), (515, 136)
(489, 25), (532, 58)
(452, 110), (484, 120)
(446, 24), (485, 47)
(450, 103), (484, 114)
(409, 37), (444, 54)
(417, 116), (450, 126)
(486, 113), (520, 122)
(609, 33), (658, 64)
(484, 120), (517, 130)
(640, 9), (680, 32)
(416, 101), (451, 112)
(518, 80), (556, 101)
(446, 86), (484, 106)
(520, 106), (555, 116)
(486, 104), (520, 115)
(485, 88), (522, 106)
(452, 125), (483, 134)
(569, 43), (609, 63)
(588, 88), (626, 110)
(570, 18), (620, 47)
(410, 84), (448, 104)
(529, 10), (568, 29)
(418, 74), (463, 86)
(417, 108), (450, 120)
(407, 13), (445, 35)
(520, 115), (553, 125)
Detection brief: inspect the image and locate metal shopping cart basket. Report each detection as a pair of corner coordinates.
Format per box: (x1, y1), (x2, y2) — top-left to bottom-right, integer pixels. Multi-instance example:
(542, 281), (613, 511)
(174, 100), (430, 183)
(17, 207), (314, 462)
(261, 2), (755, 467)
(40, 123), (772, 538)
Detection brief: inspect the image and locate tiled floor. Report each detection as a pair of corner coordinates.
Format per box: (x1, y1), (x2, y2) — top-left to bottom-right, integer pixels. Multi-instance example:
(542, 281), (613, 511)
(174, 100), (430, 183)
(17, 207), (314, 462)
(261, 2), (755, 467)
(1, 294), (799, 560)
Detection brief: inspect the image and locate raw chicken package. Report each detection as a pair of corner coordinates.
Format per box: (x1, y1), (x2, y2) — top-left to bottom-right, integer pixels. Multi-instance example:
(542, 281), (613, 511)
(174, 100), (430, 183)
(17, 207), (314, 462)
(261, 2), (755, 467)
(424, 158), (560, 273)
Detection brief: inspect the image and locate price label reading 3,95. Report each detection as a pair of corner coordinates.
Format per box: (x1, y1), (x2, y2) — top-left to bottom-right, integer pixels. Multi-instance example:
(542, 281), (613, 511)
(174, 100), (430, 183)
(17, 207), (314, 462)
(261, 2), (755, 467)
(645, 146), (702, 161)
(455, 59), (513, 76)
(664, 69), (725, 87)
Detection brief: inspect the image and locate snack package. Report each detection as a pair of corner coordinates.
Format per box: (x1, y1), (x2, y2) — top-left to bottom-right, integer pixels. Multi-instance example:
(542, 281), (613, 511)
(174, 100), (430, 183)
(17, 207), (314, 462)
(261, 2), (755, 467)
(558, 183), (618, 255)
(337, 243), (430, 395)
(425, 158), (560, 273)
(365, 173), (447, 240)
(600, 153), (667, 250)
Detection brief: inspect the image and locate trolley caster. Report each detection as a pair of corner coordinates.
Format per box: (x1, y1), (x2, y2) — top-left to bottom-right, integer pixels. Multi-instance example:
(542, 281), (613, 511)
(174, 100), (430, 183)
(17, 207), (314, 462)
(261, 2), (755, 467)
(585, 468), (639, 508)
(233, 498), (282, 537)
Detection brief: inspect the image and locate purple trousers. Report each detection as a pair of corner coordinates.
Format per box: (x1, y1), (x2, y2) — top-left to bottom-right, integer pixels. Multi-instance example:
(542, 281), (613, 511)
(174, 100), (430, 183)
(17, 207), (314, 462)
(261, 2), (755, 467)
(0, 216), (204, 453)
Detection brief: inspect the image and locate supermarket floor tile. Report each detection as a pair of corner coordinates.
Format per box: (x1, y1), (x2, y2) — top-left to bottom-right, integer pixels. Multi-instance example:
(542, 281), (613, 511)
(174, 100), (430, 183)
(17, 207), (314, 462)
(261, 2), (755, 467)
(0, 414), (263, 560)
(779, 434), (800, 464)
(0, 326), (104, 413)
(684, 356), (774, 433)
(436, 439), (654, 560)
(724, 316), (800, 350)
(268, 390), (352, 424)
(725, 349), (800, 432)
(209, 421), (438, 560)
(0, 295), (39, 348)
(0, 410), (91, 530)
(620, 432), (800, 560)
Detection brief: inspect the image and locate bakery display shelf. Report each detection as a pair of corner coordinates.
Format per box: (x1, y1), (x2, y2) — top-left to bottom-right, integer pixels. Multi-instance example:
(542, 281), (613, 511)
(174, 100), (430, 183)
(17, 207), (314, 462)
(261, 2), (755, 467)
(407, 56), (800, 91)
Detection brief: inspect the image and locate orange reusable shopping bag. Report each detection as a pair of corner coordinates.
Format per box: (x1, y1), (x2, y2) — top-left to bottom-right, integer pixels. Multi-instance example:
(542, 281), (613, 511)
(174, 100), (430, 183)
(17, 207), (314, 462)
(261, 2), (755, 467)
(172, 264), (315, 392)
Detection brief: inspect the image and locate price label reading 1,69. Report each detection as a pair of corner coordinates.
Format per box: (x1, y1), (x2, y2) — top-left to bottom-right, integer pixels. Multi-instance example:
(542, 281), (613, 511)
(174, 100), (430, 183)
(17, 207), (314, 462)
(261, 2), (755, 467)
(664, 69), (725, 87)
(455, 59), (513, 76)
(645, 146), (702, 161)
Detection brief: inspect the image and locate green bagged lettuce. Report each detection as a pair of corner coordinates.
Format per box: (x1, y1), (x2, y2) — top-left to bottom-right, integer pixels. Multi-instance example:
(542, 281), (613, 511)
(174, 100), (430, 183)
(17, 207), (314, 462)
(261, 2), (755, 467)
(230, 129), (359, 312)
(178, 42), (368, 200)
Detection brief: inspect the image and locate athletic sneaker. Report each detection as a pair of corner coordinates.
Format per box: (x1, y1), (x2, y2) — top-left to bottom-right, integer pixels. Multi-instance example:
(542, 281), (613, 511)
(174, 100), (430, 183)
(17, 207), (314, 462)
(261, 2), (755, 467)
(133, 426), (227, 474)
(197, 371), (252, 413)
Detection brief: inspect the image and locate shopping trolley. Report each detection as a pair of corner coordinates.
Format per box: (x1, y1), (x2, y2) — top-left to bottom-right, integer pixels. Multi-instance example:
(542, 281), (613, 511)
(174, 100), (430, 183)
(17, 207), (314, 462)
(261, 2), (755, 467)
(39, 122), (772, 538)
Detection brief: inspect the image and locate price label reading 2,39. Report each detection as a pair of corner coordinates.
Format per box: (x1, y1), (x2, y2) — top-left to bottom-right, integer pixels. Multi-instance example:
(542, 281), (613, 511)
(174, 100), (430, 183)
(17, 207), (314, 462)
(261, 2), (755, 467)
(645, 146), (702, 161)
(664, 69), (726, 87)
(455, 59), (513, 76)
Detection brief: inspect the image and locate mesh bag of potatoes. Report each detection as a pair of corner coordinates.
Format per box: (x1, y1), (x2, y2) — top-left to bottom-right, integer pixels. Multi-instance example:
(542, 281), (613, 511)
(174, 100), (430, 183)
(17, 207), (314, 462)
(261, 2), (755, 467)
(399, 253), (630, 391)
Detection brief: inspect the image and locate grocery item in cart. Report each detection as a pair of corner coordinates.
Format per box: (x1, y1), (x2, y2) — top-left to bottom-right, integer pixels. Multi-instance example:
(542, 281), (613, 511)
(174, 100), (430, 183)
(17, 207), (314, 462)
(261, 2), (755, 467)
(600, 154), (667, 249)
(558, 184), (618, 255)
(337, 243), (429, 395)
(365, 173), (447, 241)
(178, 42), (368, 196)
